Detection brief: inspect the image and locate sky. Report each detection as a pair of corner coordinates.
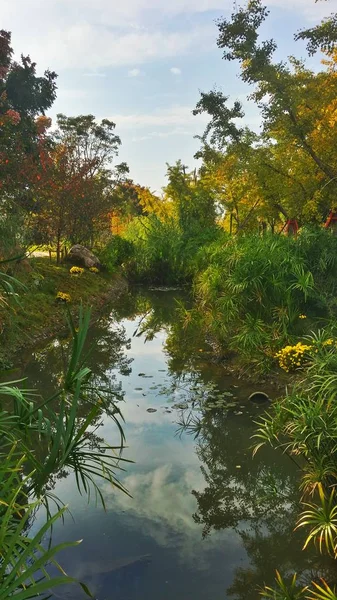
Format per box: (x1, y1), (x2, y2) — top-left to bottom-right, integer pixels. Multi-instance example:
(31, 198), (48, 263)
(2, 0), (337, 192)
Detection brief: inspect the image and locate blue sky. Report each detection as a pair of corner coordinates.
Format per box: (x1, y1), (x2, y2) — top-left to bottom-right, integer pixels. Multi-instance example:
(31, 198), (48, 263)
(2, 0), (336, 192)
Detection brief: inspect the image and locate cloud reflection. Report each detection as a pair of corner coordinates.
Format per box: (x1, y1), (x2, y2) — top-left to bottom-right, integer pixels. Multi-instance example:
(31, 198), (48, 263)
(102, 463), (241, 569)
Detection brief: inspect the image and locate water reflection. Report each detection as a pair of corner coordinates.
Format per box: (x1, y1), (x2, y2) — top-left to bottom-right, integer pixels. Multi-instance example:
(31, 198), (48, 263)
(24, 288), (323, 599)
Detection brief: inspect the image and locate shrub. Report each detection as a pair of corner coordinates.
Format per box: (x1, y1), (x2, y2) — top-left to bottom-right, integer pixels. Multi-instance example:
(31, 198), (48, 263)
(123, 214), (220, 284)
(98, 235), (134, 273)
(192, 231), (337, 368)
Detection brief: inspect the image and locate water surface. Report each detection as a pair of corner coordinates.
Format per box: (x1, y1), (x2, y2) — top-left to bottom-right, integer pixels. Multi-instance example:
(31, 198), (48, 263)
(24, 288), (312, 600)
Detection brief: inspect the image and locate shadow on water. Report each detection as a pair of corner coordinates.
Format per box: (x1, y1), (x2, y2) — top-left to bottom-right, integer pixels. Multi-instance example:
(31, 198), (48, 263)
(22, 287), (330, 600)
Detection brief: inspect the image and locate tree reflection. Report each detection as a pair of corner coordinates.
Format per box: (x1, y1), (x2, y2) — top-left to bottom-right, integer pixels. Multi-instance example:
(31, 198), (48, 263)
(23, 313), (132, 399)
(180, 408), (325, 598)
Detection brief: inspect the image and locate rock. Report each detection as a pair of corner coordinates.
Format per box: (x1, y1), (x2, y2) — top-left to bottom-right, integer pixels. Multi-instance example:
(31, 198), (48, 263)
(66, 245), (101, 269)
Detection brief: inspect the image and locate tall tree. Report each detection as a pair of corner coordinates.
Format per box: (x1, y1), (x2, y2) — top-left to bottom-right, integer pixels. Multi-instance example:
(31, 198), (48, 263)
(0, 30), (57, 256)
(193, 1), (337, 227)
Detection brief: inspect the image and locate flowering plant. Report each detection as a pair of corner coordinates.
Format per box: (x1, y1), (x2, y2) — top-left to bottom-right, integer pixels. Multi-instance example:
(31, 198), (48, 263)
(56, 291), (71, 303)
(70, 266), (84, 276)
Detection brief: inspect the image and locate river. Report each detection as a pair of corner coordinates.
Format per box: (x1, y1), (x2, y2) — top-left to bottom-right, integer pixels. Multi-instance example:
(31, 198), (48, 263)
(24, 287), (313, 600)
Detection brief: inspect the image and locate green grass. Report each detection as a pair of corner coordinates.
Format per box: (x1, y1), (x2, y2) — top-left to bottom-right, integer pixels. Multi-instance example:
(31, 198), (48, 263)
(0, 257), (125, 369)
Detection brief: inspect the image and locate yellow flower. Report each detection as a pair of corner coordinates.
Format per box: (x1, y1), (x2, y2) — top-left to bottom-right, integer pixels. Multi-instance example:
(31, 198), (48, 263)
(70, 266), (84, 275)
(275, 341), (312, 372)
(299, 314), (307, 319)
(323, 338), (334, 346)
(56, 291), (71, 303)
(89, 266), (99, 274)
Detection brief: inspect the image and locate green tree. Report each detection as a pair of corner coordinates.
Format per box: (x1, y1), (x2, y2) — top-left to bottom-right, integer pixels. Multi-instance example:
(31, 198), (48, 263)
(194, 1), (337, 227)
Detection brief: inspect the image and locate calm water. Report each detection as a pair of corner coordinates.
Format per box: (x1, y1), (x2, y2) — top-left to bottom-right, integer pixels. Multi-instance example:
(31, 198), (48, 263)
(23, 288), (314, 600)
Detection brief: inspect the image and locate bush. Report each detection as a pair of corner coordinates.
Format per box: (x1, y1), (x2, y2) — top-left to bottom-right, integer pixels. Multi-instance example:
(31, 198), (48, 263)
(192, 230), (337, 369)
(98, 235), (134, 273)
(123, 215), (220, 284)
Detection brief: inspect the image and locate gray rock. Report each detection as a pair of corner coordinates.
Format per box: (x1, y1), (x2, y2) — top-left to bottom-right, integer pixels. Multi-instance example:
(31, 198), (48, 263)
(66, 245), (101, 269)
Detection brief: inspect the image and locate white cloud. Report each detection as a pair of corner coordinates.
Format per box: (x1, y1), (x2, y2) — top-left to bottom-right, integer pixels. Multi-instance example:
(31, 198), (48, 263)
(110, 105), (209, 130)
(8, 22), (215, 71)
(170, 67), (182, 75)
(83, 71), (107, 77)
(132, 128), (191, 142)
(3, 0), (333, 72)
(128, 68), (142, 77)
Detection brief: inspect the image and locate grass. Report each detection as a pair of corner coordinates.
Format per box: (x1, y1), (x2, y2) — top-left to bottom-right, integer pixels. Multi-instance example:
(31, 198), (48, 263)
(0, 257), (127, 369)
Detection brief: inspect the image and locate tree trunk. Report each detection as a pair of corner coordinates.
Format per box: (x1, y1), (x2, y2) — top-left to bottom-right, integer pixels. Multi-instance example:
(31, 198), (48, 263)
(56, 231), (61, 265)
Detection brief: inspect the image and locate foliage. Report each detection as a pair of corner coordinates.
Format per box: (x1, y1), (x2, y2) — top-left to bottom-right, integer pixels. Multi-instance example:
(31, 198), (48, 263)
(260, 571), (307, 600)
(193, 2), (337, 229)
(296, 485), (337, 557)
(254, 331), (337, 589)
(98, 235), (134, 273)
(189, 230), (337, 369)
(0, 30), (57, 257)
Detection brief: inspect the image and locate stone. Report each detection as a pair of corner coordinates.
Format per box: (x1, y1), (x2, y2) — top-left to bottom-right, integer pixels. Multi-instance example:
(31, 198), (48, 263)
(66, 245), (101, 269)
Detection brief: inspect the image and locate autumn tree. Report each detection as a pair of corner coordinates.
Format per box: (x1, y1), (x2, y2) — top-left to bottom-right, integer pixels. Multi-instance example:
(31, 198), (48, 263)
(194, 1), (337, 229)
(0, 29), (57, 256)
(33, 114), (129, 261)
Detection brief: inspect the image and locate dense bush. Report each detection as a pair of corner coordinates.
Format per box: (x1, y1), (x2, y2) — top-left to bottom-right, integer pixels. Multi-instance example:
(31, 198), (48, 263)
(122, 214), (219, 284)
(192, 228), (337, 369)
(98, 235), (134, 273)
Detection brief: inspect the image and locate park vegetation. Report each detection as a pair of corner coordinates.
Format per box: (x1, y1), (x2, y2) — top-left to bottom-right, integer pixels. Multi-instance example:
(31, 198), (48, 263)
(2, 0), (337, 596)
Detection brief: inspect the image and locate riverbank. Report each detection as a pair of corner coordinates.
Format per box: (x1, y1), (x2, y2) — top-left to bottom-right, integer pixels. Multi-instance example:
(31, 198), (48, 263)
(0, 257), (128, 370)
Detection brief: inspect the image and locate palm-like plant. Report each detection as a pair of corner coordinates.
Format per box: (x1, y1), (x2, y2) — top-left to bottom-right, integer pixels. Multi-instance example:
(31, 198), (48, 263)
(307, 580), (337, 600)
(295, 485), (337, 557)
(260, 573), (337, 600)
(260, 571), (308, 600)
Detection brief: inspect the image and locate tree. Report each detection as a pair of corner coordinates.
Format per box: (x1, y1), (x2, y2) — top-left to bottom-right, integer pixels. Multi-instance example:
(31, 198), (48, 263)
(32, 115), (128, 260)
(164, 160), (217, 236)
(0, 30), (57, 256)
(193, 1), (337, 229)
